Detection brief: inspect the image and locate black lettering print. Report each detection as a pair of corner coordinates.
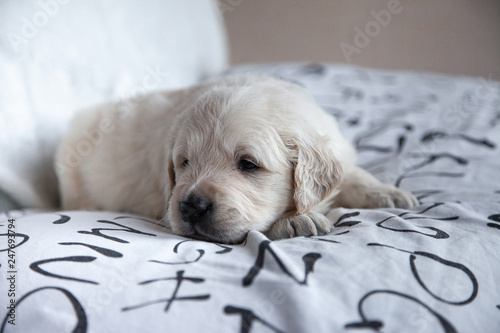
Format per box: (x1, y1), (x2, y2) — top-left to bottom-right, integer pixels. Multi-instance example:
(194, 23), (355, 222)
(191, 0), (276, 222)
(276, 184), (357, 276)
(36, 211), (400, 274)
(1, 287), (86, 332)
(78, 220), (157, 243)
(122, 270), (210, 313)
(2, 64), (499, 332)
(52, 214), (71, 224)
(345, 290), (457, 333)
(224, 305), (286, 333)
(243, 240), (321, 287)
(368, 243), (478, 305)
(487, 214), (500, 230)
(30, 256), (99, 284)
(150, 249), (205, 265)
(0, 232), (29, 251)
(59, 242), (123, 258)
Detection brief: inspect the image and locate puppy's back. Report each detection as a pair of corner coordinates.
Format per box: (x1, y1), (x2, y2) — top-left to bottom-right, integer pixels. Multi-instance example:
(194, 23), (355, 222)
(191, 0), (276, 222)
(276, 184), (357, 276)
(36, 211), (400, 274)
(56, 90), (186, 217)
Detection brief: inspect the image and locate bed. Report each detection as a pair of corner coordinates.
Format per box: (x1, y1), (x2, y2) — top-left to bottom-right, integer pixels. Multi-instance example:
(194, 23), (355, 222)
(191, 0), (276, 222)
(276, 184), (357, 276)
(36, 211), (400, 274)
(1, 62), (499, 332)
(1, 1), (500, 332)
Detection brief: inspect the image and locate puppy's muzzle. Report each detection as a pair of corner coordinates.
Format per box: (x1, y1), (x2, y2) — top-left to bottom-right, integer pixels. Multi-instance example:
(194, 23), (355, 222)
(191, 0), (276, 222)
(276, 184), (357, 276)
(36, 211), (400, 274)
(180, 194), (213, 225)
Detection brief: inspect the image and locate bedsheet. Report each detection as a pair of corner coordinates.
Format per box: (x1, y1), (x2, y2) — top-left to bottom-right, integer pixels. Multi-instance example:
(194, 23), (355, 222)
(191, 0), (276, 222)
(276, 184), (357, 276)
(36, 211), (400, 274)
(1, 63), (499, 332)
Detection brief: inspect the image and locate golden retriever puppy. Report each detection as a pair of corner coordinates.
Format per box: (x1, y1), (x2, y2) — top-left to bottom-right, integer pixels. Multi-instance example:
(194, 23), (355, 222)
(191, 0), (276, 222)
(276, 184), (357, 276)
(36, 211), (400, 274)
(56, 75), (418, 243)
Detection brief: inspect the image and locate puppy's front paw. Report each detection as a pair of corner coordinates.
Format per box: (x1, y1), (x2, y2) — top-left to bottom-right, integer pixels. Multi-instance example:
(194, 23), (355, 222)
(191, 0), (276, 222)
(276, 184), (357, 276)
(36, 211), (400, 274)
(265, 211), (332, 240)
(358, 185), (419, 209)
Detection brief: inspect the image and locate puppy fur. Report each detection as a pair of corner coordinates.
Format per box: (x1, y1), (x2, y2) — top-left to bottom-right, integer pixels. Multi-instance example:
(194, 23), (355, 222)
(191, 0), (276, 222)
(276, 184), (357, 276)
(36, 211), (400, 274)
(56, 75), (418, 243)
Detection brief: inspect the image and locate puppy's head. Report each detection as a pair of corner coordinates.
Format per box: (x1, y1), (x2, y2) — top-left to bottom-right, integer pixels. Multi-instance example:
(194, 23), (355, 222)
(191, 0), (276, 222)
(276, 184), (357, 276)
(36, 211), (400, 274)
(164, 77), (342, 243)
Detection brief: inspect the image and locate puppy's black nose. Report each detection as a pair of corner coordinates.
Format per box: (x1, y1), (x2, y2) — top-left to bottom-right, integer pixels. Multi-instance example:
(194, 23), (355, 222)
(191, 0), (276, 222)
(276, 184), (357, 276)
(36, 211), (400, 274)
(180, 195), (213, 224)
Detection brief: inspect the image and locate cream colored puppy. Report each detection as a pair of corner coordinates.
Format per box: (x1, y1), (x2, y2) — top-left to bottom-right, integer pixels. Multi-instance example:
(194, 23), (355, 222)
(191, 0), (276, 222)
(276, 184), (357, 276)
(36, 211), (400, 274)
(56, 75), (418, 243)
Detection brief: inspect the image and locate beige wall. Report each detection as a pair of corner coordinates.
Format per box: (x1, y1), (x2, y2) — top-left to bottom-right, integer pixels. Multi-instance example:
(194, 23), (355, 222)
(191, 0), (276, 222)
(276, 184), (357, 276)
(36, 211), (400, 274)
(223, 0), (500, 80)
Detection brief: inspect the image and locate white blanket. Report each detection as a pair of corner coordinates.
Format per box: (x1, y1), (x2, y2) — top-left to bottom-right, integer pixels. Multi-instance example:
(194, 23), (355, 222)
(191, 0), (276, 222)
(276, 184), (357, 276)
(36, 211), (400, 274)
(1, 63), (499, 332)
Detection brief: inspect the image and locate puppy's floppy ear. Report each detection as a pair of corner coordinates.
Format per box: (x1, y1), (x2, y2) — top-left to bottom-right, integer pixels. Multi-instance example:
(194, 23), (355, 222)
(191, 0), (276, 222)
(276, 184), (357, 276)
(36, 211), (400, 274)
(287, 134), (343, 214)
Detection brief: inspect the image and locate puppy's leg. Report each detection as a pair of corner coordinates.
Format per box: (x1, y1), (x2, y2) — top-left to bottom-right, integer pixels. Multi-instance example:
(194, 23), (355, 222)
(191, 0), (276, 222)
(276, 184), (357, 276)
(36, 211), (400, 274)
(265, 211), (331, 240)
(335, 166), (418, 209)
(56, 144), (96, 211)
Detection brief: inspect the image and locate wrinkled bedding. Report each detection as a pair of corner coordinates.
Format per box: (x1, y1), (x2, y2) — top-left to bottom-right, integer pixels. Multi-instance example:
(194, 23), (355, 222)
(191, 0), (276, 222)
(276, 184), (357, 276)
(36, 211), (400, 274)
(1, 63), (499, 333)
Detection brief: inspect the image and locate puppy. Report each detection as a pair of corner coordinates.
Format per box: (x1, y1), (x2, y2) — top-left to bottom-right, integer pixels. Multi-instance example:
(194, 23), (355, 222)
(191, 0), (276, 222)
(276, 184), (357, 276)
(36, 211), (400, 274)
(56, 75), (418, 243)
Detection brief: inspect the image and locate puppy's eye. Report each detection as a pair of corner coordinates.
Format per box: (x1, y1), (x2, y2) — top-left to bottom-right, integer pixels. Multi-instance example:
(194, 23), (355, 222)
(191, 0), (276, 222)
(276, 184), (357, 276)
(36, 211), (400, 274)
(182, 159), (190, 168)
(239, 159), (259, 171)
